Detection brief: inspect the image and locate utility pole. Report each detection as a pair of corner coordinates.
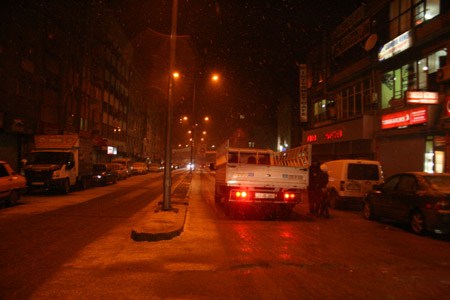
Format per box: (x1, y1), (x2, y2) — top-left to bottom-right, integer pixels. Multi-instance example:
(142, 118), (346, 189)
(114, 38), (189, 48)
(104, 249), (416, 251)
(162, 0), (178, 211)
(190, 83), (196, 174)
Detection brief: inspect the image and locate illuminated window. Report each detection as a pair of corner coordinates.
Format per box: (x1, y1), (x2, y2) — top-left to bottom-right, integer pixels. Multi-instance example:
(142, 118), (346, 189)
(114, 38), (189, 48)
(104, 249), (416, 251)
(381, 48), (447, 108)
(390, 0), (440, 39)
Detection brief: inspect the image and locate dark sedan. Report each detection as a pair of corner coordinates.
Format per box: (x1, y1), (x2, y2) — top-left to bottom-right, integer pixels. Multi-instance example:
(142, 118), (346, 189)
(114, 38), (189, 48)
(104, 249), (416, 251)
(91, 163), (118, 186)
(363, 172), (450, 235)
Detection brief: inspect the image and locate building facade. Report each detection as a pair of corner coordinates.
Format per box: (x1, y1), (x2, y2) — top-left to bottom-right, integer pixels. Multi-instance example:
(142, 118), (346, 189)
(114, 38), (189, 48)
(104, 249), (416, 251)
(303, 0), (450, 178)
(0, 2), (164, 170)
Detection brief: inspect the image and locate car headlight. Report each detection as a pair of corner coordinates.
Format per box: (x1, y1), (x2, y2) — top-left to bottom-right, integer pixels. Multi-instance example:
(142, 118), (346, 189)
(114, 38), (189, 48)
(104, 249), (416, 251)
(97, 175), (102, 179)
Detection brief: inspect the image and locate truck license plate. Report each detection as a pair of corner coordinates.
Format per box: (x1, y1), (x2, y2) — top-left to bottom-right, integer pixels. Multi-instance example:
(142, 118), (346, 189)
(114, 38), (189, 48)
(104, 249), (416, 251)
(32, 182), (45, 185)
(255, 192), (276, 199)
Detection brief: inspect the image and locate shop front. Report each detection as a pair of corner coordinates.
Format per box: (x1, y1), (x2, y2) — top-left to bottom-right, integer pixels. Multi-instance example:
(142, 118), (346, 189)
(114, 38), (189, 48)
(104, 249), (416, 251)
(375, 105), (446, 178)
(302, 115), (376, 162)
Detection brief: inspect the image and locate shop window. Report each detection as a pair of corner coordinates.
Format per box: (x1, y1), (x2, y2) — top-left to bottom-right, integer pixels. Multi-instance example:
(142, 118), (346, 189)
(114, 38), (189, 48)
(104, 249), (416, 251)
(435, 151), (445, 173)
(381, 72), (394, 109)
(424, 137), (434, 173)
(394, 68), (402, 99)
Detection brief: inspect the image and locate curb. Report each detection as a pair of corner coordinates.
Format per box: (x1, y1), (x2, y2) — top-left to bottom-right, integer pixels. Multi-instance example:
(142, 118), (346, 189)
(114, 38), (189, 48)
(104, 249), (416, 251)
(130, 174), (193, 242)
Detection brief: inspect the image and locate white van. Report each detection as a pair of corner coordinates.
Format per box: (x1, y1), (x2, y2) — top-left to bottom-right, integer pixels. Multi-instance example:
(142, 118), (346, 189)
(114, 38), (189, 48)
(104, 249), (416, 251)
(322, 159), (383, 209)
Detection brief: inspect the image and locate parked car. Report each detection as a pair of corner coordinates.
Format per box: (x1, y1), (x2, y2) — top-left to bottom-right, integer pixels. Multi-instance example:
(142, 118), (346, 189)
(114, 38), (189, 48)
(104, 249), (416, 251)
(91, 163), (118, 186)
(132, 162), (147, 175)
(363, 172), (450, 235)
(322, 159), (384, 209)
(148, 163), (162, 172)
(110, 163), (128, 180)
(0, 161), (27, 206)
(111, 158), (132, 177)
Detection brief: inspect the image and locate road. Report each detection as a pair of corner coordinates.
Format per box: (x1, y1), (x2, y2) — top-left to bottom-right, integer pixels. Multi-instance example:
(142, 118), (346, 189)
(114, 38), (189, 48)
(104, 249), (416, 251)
(1, 168), (450, 299)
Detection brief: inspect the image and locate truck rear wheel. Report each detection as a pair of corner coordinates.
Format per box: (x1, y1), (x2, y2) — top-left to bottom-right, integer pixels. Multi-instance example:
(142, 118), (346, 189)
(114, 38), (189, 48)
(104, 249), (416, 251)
(61, 179), (71, 194)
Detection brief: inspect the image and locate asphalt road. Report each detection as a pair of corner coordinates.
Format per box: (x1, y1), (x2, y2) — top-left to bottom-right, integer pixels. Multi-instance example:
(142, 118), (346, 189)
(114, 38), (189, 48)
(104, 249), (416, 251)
(1, 168), (450, 300)
(0, 170), (184, 300)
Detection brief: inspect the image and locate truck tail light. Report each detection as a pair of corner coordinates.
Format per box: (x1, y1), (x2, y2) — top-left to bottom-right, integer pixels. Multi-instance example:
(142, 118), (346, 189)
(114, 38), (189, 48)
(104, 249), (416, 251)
(340, 181), (345, 191)
(235, 191), (248, 198)
(283, 193), (295, 200)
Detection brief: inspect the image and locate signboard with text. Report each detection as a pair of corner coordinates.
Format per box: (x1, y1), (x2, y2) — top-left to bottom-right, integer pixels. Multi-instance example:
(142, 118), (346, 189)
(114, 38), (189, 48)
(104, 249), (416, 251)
(299, 64), (307, 123)
(406, 91), (439, 104)
(378, 30), (412, 61)
(381, 107), (427, 129)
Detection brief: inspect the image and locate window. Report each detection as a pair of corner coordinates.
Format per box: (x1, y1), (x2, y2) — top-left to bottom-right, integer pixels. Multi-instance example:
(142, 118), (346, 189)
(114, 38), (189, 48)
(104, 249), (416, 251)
(258, 154), (270, 165)
(398, 175), (417, 192)
(334, 80), (373, 120)
(239, 153), (257, 164)
(0, 165), (8, 177)
(390, 0), (440, 39)
(383, 175), (401, 192)
(228, 152), (238, 163)
(381, 48), (447, 108)
(348, 164), (380, 181)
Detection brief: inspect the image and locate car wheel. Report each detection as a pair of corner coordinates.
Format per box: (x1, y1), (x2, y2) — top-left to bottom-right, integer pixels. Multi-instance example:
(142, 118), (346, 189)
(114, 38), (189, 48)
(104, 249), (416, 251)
(329, 190), (340, 209)
(410, 210), (426, 235)
(62, 179), (71, 194)
(363, 200), (376, 220)
(7, 190), (19, 206)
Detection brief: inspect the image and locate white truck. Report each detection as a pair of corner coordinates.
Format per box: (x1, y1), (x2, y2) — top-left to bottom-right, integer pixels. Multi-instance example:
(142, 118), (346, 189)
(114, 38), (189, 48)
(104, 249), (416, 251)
(24, 135), (93, 194)
(214, 141), (311, 217)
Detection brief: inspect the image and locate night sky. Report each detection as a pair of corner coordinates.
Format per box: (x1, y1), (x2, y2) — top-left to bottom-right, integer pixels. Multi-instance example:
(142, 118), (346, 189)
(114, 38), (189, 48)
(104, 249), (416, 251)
(110, 0), (364, 147)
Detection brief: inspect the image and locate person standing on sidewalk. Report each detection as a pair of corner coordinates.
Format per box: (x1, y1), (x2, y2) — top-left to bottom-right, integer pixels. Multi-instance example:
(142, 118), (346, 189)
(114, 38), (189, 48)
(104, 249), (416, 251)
(308, 159), (321, 214)
(316, 164), (329, 218)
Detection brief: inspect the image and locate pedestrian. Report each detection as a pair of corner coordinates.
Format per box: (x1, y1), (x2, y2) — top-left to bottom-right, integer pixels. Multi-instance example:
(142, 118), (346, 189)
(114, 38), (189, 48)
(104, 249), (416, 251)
(308, 159), (321, 214)
(316, 164), (330, 218)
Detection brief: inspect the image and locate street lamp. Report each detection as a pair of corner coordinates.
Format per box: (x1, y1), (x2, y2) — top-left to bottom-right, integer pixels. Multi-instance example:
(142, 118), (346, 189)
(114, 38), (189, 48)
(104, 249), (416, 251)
(176, 73), (219, 173)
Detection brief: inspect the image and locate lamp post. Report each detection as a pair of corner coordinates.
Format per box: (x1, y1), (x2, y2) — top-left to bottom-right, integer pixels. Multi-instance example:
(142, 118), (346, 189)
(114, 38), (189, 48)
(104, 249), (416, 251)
(162, 0), (179, 211)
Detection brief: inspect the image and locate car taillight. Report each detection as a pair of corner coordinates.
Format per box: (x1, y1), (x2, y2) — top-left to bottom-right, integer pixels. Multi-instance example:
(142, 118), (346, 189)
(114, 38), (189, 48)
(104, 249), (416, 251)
(432, 198), (450, 210)
(340, 181), (345, 191)
(283, 193), (295, 200)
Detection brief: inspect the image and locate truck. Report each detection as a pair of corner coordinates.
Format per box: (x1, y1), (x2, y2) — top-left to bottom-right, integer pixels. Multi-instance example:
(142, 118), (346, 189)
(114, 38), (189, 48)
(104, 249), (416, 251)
(214, 140), (311, 217)
(24, 135), (94, 194)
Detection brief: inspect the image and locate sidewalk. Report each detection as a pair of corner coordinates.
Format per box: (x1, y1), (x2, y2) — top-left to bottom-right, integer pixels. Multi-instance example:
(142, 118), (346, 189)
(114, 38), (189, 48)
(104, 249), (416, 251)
(130, 173), (193, 241)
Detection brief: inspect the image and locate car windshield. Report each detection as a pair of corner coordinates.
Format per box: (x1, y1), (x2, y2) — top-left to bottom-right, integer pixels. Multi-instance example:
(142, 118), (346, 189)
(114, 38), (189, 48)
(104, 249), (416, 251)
(28, 152), (71, 165)
(93, 164), (106, 172)
(423, 175), (450, 192)
(348, 164), (379, 181)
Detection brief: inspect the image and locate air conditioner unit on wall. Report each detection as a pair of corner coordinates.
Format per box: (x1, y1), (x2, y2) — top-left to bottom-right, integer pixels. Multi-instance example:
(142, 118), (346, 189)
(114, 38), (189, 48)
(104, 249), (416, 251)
(436, 65), (450, 83)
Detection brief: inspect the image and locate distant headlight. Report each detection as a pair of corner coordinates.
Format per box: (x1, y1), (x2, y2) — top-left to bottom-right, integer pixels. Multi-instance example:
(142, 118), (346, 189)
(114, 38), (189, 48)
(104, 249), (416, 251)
(97, 175), (102, 179)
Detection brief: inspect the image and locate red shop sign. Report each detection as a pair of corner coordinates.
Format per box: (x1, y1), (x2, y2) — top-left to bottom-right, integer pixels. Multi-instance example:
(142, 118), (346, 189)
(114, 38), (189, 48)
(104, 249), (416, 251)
(381, 107), (427, 129)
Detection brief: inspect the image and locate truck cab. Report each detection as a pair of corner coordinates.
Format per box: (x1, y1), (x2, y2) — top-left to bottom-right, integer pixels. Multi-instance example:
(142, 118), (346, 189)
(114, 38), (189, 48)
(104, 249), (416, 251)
(24, 135), (93, 193)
